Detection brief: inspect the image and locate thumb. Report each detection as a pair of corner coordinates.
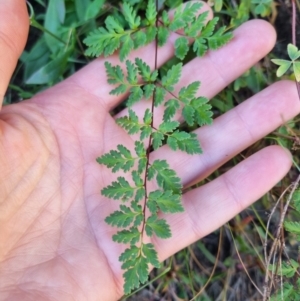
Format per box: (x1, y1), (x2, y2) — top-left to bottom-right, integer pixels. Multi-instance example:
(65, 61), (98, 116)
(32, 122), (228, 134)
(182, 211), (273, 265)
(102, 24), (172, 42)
(0, 0), (29, 107)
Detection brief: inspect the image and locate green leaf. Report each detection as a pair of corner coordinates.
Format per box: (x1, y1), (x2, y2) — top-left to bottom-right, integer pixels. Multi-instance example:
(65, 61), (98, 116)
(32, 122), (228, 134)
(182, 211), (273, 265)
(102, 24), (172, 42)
(169, 2), (202, 31)
(101, 177), (135, 200)
(143, 109), (152, 125)
(105, 15), (124, 34)
(163, 99), (180, 122)
(113, 227), (140, 244)
(156, 167), (182, 192)
(157, 26), (170, 47)
(120, 35), (134, 61)
(161, 63), (182, 91)
(116, 109), (140, 134)
(85, 0), (105, 20)
(140, 126), (152, 140)
(284, 221), (300, 235)
(148, 190), (184, 213)
(293, 61), (300, 81)
(179, 81), (200, 101)
(126, 60), (138, 85)
(207, 26), (233, 51)
(154, 86), (167, 106)
(132, 170), (143, 187)
(119, 245), (140, 263)
(105, 61), (125, 85)
(182, 105), (195, 126)
(167, 131), (202, 154)
(123, 256), (149, 294)
(147, 159), (169, 180)
(175, 37), (189, 60)
(185, 11), (209, 37)
(144, 84), (156, 99)
(158, 121), (179, 134)
(122, 2), (141, 29)
(193, 37), (207, 57)
(142, 243), (160, 268)
(135, 141), (146, 157)
(133, 30), (147, 49)
(145, 26), (157, 44)
(146, 215), (171, 238)
(287, 43), (300, 61)
(97, 145), (134, 172)
(152, 132), (164, 150)
(127, 86), (144, 106)
(135, 58), (152, 81)
(271, 59), (292, 77)
(105, 205), (136, 227)
(191, 97), (213, 126)
(135, 187), (146, 202)
(145, 0), (157, 26)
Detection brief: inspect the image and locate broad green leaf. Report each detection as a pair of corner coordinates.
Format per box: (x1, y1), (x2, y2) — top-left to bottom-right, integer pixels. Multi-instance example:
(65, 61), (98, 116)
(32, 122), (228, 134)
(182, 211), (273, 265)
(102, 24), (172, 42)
(287, 43), (300, 61)
(142, 243), (160, 268)
(175, 37), (189, 60)
(214, 0), (223, 12)
(97, 145), (134, 172)
(44, 0), (66, 53)
(161, 63), (182, 91)
(156, 167), (182, 192)
(85, 0), (105, 20)
(113, 227), (140, 244)
(75, 0), (91, 21)
(293, 61), (300, 81)
(101, 177), (135, 200)
(145, 215), (171, 238)
(148, 190), (184, 213)
(26, 50), (70, 84)
(163, 99), (180, 122)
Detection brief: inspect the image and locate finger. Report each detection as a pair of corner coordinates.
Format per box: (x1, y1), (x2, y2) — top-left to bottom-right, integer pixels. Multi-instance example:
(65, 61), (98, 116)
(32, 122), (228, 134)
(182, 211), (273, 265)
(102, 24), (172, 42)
(0, 0), (29, 107)
(68, 2), (213, 110)
(115, 19), (276, 123)
(152, 80), (300, 187)
(154, 145), (292, 261)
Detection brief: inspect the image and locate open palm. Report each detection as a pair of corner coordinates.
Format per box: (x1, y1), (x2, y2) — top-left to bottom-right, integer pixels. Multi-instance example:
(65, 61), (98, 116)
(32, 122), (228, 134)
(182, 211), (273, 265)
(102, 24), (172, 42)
(0, 1), (299, 301)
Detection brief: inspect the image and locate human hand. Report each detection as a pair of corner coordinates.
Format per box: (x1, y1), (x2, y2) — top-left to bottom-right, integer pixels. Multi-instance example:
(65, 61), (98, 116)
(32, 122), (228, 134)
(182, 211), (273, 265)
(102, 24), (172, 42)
(0, 1), (299, 301)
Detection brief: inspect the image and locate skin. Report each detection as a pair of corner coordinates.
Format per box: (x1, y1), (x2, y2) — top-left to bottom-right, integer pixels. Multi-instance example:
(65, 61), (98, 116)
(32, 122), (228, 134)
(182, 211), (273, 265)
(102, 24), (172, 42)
(0, 1), (299, 300)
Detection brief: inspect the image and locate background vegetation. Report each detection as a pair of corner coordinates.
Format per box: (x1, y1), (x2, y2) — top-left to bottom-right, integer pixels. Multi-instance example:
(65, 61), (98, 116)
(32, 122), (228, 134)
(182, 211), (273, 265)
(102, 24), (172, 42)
(7, 0), (300, 300)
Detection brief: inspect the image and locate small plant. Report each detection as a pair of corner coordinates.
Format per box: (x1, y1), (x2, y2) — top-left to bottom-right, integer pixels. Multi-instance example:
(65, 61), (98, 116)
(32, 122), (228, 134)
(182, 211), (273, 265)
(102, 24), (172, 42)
(84, 0), (232, 294)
